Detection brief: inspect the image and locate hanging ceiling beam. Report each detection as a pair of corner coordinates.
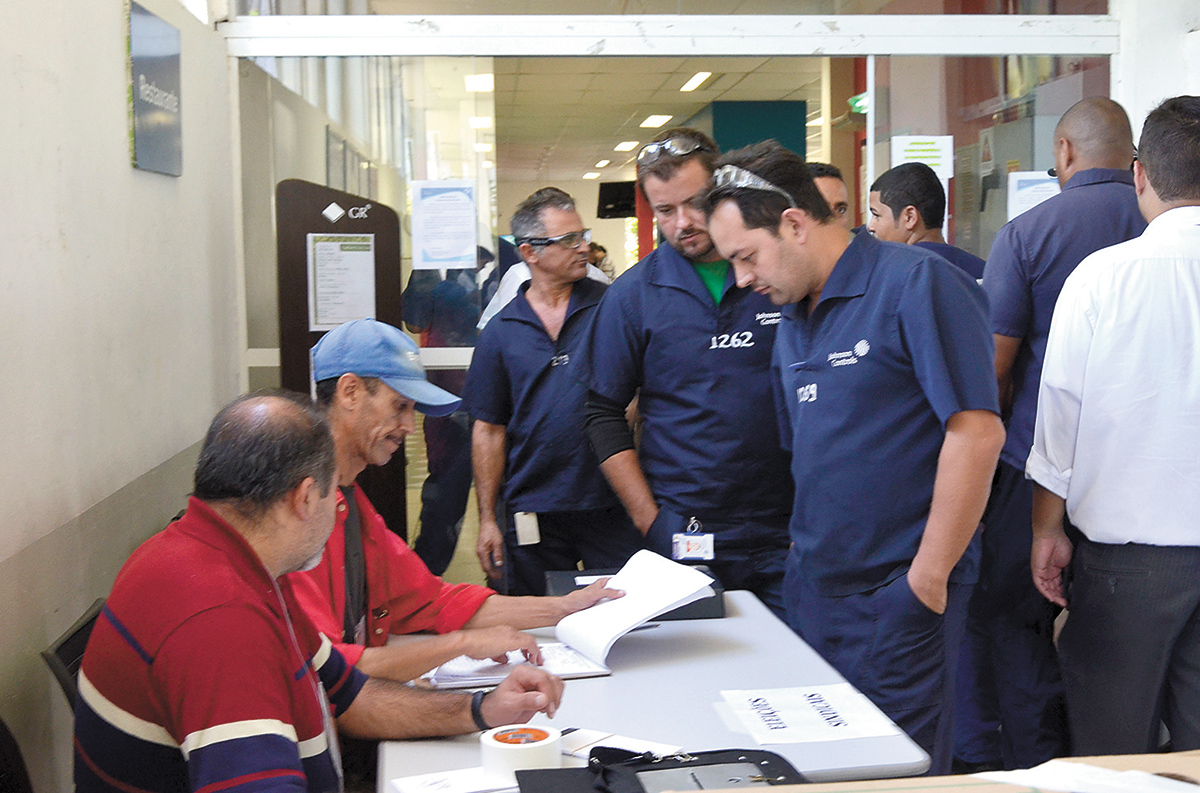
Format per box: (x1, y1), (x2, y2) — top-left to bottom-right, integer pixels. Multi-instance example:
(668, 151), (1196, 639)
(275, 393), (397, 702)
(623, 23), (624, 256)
(219, 14), (1119, 58)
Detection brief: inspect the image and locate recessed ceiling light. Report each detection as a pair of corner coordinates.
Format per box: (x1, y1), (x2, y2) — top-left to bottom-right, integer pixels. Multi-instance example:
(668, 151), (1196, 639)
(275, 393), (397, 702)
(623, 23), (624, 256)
(464, 74), (494, 92)
(680, 72), (712, 92)
(468, 116), (493, 129)
(595, 159), (611, 168)
(583, 172), (601, 180)
(614, 141), (639, 151)
(806, 117), (826, 127)
(640, 115), (673, 128)
(473, 143), (493, 152)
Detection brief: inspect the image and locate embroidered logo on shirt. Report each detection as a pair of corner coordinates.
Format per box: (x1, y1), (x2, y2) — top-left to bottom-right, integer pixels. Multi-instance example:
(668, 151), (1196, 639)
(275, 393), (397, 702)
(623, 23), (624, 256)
(828, 339), (871, 367)
(756, 311), (782, 326)
(796, 383), (818, 403)
(550, 353), (570, 366)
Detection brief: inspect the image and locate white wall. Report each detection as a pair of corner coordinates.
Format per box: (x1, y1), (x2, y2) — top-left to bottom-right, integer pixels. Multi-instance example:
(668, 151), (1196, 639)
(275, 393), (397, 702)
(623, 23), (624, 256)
(0, 0), (240, 787)
(1112, 0), (1200, 132)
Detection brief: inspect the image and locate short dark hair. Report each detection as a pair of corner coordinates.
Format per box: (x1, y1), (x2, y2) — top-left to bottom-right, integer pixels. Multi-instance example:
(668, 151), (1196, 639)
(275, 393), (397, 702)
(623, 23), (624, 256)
(511, 187), (576, 241)
(194, 391), (336, 519)
(870, 162), (945, 230)
(806, 162), (845, 182)
(1138, 95), (1200, 203)
(704, 140), (834, 232)
(636, 127), (720, 191)
(313, 375), (382, 408)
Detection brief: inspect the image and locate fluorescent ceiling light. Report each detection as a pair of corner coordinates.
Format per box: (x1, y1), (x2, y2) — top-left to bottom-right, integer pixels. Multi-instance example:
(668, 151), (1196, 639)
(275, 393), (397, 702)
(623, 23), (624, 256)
(468, 116), (493, 129)
(583, 172), (601, 180)
(595, 159), (611, 168)
(482, 160), (495, 169)
(806, 117), (826, 127)
(640, 115), (673, 128)
(614, 141), (639, 151)
(474, 143), (493, 152)
(464, 74), (494, 92)
(680, 72), (712, 92)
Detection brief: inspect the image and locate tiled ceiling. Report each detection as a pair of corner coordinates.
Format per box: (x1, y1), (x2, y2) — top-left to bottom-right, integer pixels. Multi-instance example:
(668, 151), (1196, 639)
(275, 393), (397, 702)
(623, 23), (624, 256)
(364, 0), (887, 182)
(492, 56), (824, 183)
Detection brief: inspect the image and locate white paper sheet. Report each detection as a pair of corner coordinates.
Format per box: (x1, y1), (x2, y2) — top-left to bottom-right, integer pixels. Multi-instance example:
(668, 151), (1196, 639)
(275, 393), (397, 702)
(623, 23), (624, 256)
(720, 684), (903, 744)
(973, 759), (1200, 793)
(389, 766), (515, 793)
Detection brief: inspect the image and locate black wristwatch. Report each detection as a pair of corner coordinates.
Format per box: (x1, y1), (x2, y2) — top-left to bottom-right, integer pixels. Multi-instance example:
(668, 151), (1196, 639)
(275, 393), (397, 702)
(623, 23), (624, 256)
(471, 689), (491, 731)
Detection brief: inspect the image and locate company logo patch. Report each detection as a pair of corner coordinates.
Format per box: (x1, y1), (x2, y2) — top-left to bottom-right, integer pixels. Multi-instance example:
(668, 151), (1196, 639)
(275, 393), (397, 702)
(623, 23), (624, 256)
(756, 311), (782, 326)
(828, 339), (871, 367)
(322, 202), (346, 223)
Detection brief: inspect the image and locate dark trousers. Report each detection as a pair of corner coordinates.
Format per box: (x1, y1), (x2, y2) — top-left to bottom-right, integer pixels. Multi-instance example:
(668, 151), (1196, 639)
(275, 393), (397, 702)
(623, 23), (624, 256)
(1059, 538), (1200, 755)
(412, 411), (473, 576)
(785, 556), (972, 776)
(499, 506), (646, 596)
(955, 461), (1068, 768)
(644, 505), (789, 619)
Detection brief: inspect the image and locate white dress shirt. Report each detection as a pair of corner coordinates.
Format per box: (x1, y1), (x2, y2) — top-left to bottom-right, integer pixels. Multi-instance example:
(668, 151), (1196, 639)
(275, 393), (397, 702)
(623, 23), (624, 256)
(1027, 205), (1200, 546)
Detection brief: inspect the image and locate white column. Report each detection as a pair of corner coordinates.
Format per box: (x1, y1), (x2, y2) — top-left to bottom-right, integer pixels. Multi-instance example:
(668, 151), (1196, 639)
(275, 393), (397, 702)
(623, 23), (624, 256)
(1111, 0), (1200, 131)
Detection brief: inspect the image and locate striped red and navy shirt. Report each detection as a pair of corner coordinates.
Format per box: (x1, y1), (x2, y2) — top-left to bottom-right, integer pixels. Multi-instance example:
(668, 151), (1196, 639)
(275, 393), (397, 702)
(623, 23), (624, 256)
(75, 497), (367, 793)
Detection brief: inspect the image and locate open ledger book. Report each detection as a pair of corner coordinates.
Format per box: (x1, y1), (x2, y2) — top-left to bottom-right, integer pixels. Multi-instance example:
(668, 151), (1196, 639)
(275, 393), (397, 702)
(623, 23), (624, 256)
(423, 551), (715, 689)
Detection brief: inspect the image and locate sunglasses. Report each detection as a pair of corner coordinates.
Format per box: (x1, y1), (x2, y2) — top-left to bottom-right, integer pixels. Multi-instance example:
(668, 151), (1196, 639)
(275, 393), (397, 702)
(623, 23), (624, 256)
(518, 229), (592, 249)
(637, 136), (716, 164)
(712, 164), (798, 209)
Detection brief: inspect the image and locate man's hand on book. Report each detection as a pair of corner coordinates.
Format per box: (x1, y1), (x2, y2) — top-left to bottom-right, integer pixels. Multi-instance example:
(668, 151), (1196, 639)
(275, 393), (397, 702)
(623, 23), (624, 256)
(458, 626), (543, 665)
(481, 664), (565, 724)
(560, 578), (624, 617)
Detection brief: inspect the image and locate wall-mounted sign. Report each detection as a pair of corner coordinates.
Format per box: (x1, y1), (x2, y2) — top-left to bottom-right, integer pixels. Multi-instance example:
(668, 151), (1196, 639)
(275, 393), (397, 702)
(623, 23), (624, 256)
(411, 180), (477, 270)
(306, 233), (377, 331)
(128, 2), (182, 176)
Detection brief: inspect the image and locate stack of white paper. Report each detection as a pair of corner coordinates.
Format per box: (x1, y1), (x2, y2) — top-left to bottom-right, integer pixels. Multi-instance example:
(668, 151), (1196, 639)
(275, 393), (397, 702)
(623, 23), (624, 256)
(555, 550), (715, 665)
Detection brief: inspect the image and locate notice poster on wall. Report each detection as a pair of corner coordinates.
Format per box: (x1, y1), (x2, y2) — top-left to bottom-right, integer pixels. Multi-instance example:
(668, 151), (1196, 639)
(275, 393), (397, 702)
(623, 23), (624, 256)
(1006, 171), (1061, 221)
(411, 180), (477, 270)
(307, 233), (376, 330)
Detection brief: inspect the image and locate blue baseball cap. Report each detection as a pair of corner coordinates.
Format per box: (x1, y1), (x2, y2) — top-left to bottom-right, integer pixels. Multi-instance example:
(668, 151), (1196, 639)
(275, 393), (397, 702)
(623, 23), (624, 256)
(312, 319), (461, 417)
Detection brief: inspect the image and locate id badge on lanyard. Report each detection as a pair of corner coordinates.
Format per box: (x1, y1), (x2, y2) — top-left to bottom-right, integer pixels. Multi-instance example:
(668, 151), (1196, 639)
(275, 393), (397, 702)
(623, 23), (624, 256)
(672, 516), (714, 561)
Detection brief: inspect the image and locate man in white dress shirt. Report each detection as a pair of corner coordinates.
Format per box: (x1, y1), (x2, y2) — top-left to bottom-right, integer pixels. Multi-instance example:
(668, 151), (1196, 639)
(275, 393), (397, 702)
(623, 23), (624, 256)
(1027, 95), (1200, 756)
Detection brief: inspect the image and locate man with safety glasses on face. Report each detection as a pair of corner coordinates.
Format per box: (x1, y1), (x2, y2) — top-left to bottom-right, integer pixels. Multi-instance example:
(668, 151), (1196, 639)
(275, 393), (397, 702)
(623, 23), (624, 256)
(467, 187), (644, 595)
(575, 128), (793, 618)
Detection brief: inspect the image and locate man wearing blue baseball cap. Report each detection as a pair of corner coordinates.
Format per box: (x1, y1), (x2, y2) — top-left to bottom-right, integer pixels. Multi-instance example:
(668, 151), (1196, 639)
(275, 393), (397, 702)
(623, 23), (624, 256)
(289, 319), (620, 686)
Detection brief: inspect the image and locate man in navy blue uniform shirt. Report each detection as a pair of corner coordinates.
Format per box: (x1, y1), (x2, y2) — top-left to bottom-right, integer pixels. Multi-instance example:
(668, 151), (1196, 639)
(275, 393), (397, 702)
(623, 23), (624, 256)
(575, 128), (793, 617)
(706, 141), (1004, 775)
(868, 162), (985, 280)
(957, 96), (1145, 771)
(466, 188), (643, 595)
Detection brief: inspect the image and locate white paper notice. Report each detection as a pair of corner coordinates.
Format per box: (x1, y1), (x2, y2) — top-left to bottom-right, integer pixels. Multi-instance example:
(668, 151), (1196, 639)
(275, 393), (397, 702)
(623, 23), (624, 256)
(307, 233), (376, 331)
(412, 180), (477, 270)
(721, 685), (903, 744)
(1007, 171), (1061, 221)
(974, 759), (1200, 793)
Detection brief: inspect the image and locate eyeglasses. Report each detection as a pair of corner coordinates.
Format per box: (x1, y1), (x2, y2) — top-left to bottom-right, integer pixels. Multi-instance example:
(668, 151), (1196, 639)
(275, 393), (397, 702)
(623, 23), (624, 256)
(637, 136), (716, 164)
(712, 164), (798, 209)
(518, 229), (592, 249)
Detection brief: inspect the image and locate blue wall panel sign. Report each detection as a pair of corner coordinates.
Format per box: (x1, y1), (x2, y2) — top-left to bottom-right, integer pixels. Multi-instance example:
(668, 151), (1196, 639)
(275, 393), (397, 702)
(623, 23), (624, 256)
(129, 2), (182, 176)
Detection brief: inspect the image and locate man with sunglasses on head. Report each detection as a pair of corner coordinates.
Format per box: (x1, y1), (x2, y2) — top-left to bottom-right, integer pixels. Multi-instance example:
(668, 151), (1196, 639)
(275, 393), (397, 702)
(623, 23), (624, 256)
(467, 188), (644, 595)
(576, 128), (793, 617)
(705, 141), (1004, 775)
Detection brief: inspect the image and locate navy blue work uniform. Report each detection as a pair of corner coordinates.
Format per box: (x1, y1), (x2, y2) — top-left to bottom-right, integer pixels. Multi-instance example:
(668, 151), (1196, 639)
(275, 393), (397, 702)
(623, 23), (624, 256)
(776, 232), (998, 775)
(916, 241), (986, 281)
(575, 242), (792, 616)
(464, 278), (642, 596)
(955, 169), (1146, 769)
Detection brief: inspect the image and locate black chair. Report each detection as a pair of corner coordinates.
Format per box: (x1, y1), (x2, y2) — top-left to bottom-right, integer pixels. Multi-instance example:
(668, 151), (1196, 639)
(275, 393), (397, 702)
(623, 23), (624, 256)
(0, 716), (32, 793)
(41, 598), (105, 710)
